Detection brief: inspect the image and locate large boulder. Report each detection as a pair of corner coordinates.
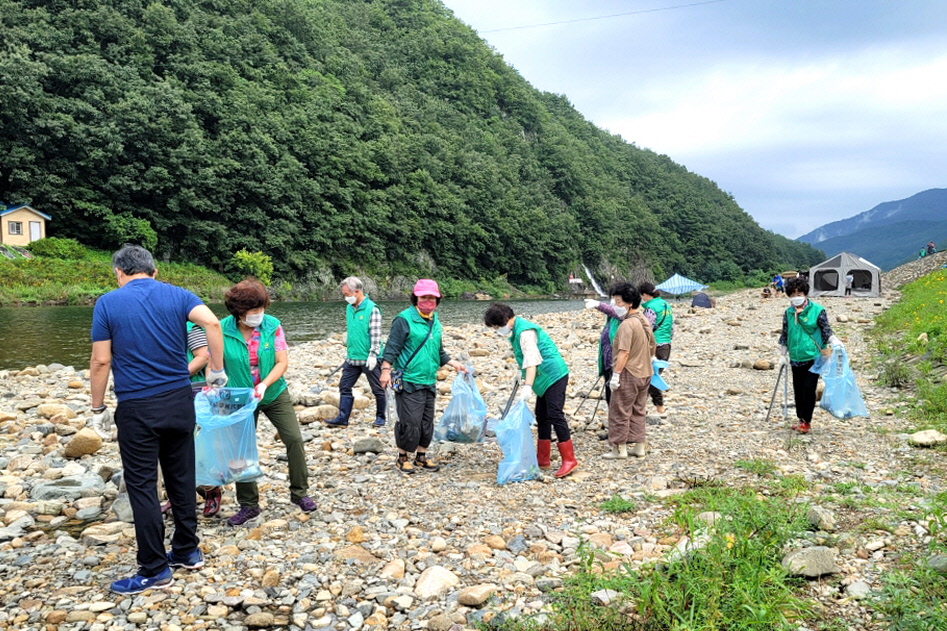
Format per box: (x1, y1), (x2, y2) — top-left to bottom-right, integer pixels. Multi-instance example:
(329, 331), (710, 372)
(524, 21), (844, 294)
(31, 475), (106, 501)
(781, 546), (840, 577)
(63, 428), (103, 459)
(297, 405), (339, 424)
(36, 404), (76, 419)
(415, 566), (460, 599)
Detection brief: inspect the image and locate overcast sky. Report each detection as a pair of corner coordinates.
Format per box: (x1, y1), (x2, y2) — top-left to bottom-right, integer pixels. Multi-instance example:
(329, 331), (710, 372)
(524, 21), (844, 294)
(439, 0), (947, 239)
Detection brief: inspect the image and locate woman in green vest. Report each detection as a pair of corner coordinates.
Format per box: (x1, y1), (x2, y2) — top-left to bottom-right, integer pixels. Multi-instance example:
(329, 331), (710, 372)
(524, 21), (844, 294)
(379, 279), (467, 474)
(639, 282), (673, 416)
(778, 277), (841, 434)
(483, 303), (578, 478)
(220, 280), (316, 525)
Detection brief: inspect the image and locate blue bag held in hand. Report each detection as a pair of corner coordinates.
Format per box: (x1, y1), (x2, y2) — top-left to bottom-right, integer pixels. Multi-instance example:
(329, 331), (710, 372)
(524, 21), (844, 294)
(651, 359), (670, 391)
(818, 347), (868, 419)
(495, 400), (540, 485)
(434, 369), (487, 443)
(194, 388), (263, 486)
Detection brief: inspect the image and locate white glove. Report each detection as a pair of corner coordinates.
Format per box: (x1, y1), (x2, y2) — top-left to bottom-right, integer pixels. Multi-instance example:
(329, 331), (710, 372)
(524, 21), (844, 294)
(90, 407), (113, 439)
(207, 368), (228, 388)
(828, 335), (843, 348)
(778, 345), (789, 368)
(584, 299), (599, 310)
(518, 386), (532, 402)
(366, 356), (378, 371)
(609, 373), (620, 390)
(254, 382), (267, 399)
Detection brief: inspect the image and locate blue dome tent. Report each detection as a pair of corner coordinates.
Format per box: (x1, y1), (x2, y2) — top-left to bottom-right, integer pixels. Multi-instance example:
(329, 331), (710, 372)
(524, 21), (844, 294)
(655, 273), (708, 297)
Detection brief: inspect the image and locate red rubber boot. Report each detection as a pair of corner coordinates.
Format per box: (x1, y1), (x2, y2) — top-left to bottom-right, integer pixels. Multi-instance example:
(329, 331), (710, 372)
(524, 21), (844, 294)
(555, 439), (578, 478)
(537, 439), (552, 470)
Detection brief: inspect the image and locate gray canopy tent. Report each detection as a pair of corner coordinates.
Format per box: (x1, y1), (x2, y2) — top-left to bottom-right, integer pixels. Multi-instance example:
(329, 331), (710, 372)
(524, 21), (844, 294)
(808, 251), (881, 297)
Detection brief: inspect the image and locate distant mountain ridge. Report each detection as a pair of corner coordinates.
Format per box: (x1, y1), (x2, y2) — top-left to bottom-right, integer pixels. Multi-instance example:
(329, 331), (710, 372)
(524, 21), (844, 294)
(797, 188), (947, 270)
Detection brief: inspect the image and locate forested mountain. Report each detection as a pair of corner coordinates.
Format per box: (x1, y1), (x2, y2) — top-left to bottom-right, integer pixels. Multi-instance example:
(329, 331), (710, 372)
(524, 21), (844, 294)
(0, 0), (823, 290)
(798, 189), (947, 270)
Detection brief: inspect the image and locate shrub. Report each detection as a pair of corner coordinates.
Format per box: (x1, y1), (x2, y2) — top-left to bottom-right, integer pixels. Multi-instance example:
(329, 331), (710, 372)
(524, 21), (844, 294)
(25, 237), (88, 260)
(231, 249), (274, 286)
(104, 214), (157, 252)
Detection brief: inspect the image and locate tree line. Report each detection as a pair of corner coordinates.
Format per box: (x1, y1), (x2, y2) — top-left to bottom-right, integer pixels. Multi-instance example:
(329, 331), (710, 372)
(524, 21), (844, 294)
(0, 0), (824, 291)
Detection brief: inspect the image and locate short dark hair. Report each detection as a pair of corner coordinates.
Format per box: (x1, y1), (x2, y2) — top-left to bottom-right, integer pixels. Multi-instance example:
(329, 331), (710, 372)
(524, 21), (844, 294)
(785, 277), (809, 296)
(483, 303), (514, 327)
(638, 281), (658, 298)
(112, 245), (155, 276)
(225, 279), (271, 317)
(410, 294), (441, 306)
(609, 282), (641, 309)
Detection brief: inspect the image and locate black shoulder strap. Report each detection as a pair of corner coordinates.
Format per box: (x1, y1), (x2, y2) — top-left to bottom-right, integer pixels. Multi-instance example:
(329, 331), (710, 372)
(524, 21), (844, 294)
(400, 316), (436, 371)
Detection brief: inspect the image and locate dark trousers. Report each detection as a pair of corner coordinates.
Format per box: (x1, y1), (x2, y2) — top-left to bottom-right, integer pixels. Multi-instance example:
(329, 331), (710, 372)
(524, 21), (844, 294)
(535, 375), (570, 443)
(236, 389), (308, 507)
(791, 360), (820, 423)
(338, 361), (386, 419)
(648, 344), (671, 407)
(394, 387), (436, 452)
(115, 385), (199, 577)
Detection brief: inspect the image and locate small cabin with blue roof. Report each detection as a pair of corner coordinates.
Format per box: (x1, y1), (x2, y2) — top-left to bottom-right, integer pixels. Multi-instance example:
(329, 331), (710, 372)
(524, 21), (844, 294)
(1, 204), (50, 246)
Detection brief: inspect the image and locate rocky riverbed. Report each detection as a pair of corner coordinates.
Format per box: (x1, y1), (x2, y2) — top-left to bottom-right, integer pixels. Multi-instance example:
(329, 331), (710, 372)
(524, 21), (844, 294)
(1, 289), (944, 631)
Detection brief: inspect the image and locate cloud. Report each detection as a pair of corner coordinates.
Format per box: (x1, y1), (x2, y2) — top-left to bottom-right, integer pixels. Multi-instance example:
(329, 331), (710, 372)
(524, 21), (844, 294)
(602, 45), (947, 157)
(443, 0), (947, 238)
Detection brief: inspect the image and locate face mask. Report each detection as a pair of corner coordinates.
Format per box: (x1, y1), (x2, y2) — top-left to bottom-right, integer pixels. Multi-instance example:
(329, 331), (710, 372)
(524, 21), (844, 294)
(613, 306), (628, 318)
(344, 295), (357, 305)
(417, 299), (437, 313)
(242, 312), (264, 327)
(790, 296), (806, 308)
(496, 325), (512, 336)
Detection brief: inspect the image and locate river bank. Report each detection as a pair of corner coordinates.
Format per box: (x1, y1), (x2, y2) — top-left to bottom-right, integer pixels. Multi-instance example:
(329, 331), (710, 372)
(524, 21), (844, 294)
(1, 289), (940, 630)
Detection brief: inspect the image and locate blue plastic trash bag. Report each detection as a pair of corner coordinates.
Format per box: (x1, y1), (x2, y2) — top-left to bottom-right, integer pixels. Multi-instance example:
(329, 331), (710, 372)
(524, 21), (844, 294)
(194, 388), (263, 486)
(651, 359), (670, 391)
(818, 347), (868, 419)
(495, 400), (540, 485)
(434, 370), (487, 443)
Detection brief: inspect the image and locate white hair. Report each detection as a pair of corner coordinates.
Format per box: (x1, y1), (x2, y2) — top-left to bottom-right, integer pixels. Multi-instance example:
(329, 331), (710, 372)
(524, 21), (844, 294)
(340, 277), (363, 292)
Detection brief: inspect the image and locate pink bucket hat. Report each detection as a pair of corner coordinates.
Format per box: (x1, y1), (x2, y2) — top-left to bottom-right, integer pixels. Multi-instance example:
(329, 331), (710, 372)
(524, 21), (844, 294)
(413, 279), (441, 297)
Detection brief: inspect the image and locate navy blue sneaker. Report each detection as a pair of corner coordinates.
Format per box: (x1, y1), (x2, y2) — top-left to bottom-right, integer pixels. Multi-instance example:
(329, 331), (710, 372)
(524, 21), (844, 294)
(109, 567), (174, 594)
(168, 548), (204, 570)
(372, 417), (386, 427)
(323, 417), (349, 427)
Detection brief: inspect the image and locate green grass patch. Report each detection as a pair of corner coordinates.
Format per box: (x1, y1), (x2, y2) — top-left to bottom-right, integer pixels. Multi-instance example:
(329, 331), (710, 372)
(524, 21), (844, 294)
(497, 487), (812, 631)
(600, 495), (637, 515)
(870, 490), (947, 631)
(733, 458), (778, 477)
(0, 245), (231, 306)
(873, 267), (947, 365)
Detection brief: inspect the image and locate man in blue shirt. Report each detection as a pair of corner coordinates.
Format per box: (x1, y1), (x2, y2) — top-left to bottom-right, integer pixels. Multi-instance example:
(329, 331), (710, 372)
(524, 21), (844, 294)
(90, 245), (227, 594)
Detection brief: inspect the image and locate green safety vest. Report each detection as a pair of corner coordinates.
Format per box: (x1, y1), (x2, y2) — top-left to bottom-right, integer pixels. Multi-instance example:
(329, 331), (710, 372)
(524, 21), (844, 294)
(511, 318), (569, 396)
(221, 314), (287, 405)
(346, 296), (380, 360)
(785, 301), (826, 362)
(393, 307), (442, 386)
(643, 296), (673, 344)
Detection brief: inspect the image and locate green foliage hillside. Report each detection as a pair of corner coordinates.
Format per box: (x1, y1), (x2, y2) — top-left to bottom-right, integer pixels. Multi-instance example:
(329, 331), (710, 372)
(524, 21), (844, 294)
(0, 0), (823, 290)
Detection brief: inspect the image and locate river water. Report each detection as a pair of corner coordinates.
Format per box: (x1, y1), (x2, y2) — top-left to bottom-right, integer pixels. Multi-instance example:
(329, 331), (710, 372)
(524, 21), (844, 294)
(0, 299), (583, 371)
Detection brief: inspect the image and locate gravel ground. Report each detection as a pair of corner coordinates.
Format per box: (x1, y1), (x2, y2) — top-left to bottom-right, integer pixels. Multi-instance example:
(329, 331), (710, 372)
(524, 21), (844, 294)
(0, 287), (942, 631)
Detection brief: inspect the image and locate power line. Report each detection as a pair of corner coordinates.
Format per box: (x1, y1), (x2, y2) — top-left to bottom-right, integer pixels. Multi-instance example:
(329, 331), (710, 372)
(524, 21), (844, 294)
(480, 0), (728, 34)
